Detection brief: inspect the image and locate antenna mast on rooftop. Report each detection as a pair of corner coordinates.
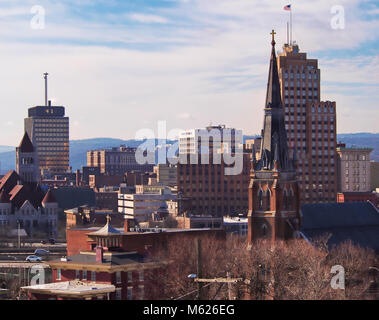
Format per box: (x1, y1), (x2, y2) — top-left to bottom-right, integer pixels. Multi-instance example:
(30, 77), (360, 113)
(43, 72), (48, 106)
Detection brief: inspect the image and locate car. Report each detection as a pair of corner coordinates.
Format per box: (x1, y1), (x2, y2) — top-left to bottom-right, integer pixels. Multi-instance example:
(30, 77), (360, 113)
(48, 238), (55, 244)
(26, 255), (42, 262)
(34, 249), (50, 256)
(40, 240), (46, 244)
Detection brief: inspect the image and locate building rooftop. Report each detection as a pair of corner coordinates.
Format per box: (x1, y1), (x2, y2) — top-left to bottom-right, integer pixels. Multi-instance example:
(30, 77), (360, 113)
(223, 217), (248, 224)
(21, 280), (115, 298)
(300, 202), (379, 252)
(18, 132), (34, 153)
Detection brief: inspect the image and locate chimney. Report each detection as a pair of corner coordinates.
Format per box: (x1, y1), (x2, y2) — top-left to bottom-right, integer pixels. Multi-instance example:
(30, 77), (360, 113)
(96, 246), (103, 263)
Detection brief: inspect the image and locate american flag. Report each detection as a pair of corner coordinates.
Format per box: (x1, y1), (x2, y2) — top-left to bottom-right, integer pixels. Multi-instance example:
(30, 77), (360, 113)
(284, 4), (291, 11)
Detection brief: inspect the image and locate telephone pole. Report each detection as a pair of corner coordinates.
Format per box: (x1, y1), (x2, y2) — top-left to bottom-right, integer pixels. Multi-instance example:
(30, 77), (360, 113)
(196, 238), (203, 300)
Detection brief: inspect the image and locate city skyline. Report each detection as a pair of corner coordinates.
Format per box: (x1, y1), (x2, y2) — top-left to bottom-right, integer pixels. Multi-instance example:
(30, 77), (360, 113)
(0, 0), (378, 146)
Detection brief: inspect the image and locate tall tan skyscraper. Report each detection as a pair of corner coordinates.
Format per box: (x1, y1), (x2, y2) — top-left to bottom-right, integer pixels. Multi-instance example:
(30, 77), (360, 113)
(24, 103), (69, 176)
(277, 42), (337, 203)
(24, 74), (69, 176)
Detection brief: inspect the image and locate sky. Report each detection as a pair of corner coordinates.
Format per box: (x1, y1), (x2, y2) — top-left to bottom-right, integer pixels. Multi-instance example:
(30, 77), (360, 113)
(0, 0), (378, 146)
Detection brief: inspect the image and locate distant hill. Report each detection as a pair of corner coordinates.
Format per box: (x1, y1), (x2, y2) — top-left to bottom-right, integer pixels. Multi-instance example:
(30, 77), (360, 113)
(0, 151), (15, 174)
(0, 133), (378, 174)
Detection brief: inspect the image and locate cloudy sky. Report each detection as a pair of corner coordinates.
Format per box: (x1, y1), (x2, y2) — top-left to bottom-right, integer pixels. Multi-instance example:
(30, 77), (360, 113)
(0, 0), (378, 146)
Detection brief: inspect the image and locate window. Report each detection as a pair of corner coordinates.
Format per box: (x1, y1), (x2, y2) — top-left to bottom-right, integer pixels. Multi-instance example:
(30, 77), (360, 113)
(262, 224), (268, 237)
(266, 191), (271, 211)
(82, 270), (87, 281)
(127, 287), (133, 300)
(57, 269), (61, 280)
(75, 270), (80, 279)
(91, 271), (96, 281)
(116, 288), (122, 300)
(139, 270), (144, 282)
(139, 286), (144, 300)
(258, 190), (263, 210)
(116, 271), (121, 284)
(128, 271), (132, 282)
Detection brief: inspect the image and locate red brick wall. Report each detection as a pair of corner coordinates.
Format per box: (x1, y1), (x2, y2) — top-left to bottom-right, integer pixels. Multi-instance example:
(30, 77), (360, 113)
(67, 228), (225, 256)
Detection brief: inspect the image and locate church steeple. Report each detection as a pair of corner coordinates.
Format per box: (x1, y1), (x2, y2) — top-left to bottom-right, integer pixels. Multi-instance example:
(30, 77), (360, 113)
(248, 30), (301, 245)
(255, 30), (291, 172)
(265, 30), (282, 109)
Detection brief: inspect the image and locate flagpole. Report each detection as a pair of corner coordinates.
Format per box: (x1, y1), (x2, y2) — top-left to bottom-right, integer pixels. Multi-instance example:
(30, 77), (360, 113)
(290, 6), (293, 45)
(287, 22), (289, 45)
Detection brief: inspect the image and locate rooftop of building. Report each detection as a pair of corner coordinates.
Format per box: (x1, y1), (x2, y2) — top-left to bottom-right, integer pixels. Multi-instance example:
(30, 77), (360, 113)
(21, 280), (115, 298)
(223, 216), (248, 223)
(18, 132), (34, 153)
(300, 202), (379, 252)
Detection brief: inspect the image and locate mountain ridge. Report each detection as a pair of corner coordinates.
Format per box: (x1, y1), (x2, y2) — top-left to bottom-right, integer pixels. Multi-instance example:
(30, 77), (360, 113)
(0, 133), (378, 174)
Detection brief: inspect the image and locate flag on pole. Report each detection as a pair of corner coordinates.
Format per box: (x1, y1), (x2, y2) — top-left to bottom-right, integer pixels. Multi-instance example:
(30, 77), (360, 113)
(284, 4), (291, 11)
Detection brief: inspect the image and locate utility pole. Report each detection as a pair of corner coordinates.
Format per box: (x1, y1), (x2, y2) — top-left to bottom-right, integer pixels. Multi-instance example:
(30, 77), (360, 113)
(17, 220), (21, 249)
(196, 238), (203, 300)
(227, 272), (233, 300)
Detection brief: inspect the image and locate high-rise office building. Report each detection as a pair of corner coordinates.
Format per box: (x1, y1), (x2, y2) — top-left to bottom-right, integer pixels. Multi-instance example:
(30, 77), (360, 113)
(177, 125), (251, 217)
(24, 74), (69, 176)
(277, 42), (337, 203)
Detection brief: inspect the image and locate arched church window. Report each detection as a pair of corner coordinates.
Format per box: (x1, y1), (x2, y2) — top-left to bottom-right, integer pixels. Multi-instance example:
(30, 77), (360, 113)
(283, 190), (288, 210)
(266, 191), (271, 211)
(258, 190), (263, 210)
(288, 189), (294, 210)
(262, 224), (268, 237)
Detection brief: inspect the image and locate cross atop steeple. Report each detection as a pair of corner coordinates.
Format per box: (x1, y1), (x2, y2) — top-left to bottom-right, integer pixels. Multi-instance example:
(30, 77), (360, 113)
(270, 29), (276, 46)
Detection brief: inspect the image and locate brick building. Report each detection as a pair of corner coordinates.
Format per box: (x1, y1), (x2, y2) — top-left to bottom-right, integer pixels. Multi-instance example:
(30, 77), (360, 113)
(89, 174), (125, 189)
(95, 187), (119, 211)
(87, 145), (153, 176)
(154, 164), (177, 186)
(336, 144), (373, 193)
(177, 125), (251, 217)
(277, 40), (337, 203)
(22, 217), (166, 300)
(248, 32), (301, 243)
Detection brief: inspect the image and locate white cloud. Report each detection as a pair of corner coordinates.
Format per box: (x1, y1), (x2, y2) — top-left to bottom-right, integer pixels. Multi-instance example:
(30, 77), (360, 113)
(0, 0), (377, 145)
(129, 13), (169, 24)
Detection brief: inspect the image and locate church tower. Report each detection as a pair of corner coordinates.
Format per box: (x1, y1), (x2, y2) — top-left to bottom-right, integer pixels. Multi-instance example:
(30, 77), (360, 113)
(16, 132), (40, 184)
(248, 30), (301, 244)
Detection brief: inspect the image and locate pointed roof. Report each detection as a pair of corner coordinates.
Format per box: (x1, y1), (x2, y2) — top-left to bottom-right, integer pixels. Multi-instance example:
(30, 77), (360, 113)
(255, 30), (291, 172)
(0, 190), (10, 203)
(18, 132), (34, 153)
(265, 30), (283, 109)
(42, 189), (57, 204)
(88, 215), (121, 237)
